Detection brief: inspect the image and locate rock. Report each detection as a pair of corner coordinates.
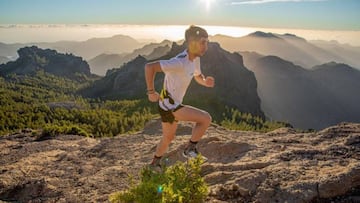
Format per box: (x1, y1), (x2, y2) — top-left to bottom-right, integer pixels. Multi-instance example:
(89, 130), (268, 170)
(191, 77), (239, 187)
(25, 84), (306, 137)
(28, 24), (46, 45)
(0, 121), (359, 202)
(0, 46), (93, 82)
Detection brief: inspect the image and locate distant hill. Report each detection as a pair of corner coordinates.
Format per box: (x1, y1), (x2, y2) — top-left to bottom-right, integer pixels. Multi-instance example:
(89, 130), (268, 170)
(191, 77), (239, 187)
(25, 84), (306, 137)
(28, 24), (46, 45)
(80, 55), (149, 100)
(35, 35), (145, 60)
(310, 40), (360, 69)
(130, 40), (172, 59)
(80, 42), (265, 121)
(0, 42), (22, 58)
(0, 56), (10, 64)
(241, 52), (360, 129)
(0, 46), (95, 82)
(146, 44), (172, 61)
(0, 35), (145, 61)
(211, 31), (359, 69)
(311, 62), (360, 121)
(88, 53), (128, 76)
(88, 40), (172, 76)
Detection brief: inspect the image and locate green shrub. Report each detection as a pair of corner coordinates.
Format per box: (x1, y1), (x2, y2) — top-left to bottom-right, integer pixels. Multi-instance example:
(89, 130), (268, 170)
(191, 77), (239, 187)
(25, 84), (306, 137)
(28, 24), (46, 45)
(41, 124), (89, 137)
(109, 156), (208, 203)
(221, 107), (290, 132)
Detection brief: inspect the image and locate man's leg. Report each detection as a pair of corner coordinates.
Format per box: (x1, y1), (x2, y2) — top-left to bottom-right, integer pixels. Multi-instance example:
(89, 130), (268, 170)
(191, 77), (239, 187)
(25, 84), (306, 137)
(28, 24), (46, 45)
(154, 121), (178, 157)
(173, 105), (212, 142)
(151, 121), (177, 168)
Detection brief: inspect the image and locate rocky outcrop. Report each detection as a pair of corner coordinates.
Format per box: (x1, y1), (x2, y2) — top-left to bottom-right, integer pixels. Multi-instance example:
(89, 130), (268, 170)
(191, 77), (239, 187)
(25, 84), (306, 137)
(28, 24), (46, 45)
(0, 121), (359, 202)
(0, 46), (92, 82)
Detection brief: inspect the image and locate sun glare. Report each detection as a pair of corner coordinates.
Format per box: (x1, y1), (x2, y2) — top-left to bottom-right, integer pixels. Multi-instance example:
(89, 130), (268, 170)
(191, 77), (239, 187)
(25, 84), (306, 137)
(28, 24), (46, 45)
(201, 0), (214, 11)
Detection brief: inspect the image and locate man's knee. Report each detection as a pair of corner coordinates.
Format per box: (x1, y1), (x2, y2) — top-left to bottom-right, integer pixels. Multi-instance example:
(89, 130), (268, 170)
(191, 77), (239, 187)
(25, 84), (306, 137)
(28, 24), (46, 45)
(203, 112), (212, 125)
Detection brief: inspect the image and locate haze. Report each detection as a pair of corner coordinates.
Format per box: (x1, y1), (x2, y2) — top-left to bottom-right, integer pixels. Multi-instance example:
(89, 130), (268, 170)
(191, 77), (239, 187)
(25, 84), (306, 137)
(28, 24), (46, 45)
(1, 24), (360, 46)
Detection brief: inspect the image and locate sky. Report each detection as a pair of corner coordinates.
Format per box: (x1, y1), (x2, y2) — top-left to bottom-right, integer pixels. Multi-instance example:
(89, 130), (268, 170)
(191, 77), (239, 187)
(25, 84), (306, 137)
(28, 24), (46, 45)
(1, 0), (359, 30)
(0, 0), (359, 45)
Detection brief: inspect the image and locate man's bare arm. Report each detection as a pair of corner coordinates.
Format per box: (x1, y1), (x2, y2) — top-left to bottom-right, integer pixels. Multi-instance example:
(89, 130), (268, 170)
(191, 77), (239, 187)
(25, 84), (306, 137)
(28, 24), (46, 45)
(145, 61), (162, 102)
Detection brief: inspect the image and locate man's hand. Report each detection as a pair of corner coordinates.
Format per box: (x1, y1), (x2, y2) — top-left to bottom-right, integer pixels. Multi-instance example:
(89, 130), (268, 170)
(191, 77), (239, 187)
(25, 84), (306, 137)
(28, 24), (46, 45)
(204, 76), (215, 88)
(148, 91), (160, 102)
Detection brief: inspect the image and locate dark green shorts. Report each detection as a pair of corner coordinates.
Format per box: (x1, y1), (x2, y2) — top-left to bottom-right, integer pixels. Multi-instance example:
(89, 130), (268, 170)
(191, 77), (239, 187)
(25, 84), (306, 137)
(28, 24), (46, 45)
(158, 104), (184, 123)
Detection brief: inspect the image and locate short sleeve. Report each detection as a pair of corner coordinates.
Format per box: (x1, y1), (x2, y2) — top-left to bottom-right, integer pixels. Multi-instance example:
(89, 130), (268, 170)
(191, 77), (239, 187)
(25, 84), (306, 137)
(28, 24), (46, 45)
(194, 57), (202, 76)
(159, 57), (183, 73)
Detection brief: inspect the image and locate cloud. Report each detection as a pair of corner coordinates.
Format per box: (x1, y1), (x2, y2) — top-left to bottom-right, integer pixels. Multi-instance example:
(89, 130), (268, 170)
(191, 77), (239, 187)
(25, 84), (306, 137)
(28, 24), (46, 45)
(230, 0), (328, 5)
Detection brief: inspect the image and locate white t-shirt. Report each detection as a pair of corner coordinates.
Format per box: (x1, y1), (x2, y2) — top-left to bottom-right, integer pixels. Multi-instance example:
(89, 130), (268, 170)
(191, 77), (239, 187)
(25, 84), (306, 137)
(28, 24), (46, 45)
(159, 50), (202, 104)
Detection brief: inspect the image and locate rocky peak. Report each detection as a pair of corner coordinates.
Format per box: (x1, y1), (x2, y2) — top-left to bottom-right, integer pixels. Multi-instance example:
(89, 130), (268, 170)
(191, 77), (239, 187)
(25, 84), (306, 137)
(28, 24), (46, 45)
(312, 61), (355, 72)
(17, 46), (57, 59)
(257, 55), (305, 73)
(248, 31), (281, 39)
(283, 33), (305, 40)
(0, 46), (91, 81)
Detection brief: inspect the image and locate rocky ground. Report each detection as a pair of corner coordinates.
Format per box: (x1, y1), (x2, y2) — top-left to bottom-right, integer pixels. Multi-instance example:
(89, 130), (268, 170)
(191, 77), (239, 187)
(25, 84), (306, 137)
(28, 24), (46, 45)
(0, 120), (359, 202)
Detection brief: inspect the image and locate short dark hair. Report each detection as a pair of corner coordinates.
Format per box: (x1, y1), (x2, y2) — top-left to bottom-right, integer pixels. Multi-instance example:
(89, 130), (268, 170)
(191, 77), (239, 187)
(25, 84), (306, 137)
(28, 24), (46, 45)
(185, 25), (208, 42)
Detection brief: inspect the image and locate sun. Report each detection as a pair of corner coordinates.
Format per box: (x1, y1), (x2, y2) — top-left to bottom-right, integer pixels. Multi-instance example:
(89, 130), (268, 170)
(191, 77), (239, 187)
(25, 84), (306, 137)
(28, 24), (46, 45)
(201, 0), (215, 11)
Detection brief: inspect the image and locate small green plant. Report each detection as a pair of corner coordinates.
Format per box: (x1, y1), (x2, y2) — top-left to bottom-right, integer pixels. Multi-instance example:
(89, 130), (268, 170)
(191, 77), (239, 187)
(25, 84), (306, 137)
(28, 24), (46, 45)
(109, 156), (208, 203)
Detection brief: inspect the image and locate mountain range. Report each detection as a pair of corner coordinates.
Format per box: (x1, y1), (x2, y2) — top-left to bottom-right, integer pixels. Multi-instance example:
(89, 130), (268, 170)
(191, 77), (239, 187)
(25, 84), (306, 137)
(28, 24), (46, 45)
(0, 35), (145, 61)
(311, 40), (360, 69)
(2, 31), (359, 75)
(88, 40), (171, 76)
(1, 31), (359, 129)
(241, 51), (360, 129)
(210, 32), (360, 69)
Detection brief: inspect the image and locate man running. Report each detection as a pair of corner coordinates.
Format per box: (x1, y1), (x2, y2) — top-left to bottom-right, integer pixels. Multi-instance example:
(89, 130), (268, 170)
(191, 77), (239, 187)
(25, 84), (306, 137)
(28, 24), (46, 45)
(145, 25), (215, 170)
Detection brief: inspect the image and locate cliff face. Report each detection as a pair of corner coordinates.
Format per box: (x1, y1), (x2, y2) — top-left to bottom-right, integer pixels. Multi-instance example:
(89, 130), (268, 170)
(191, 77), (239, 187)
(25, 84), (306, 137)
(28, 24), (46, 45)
(0, 46), (92, 82)
(0, 121), (359, 202)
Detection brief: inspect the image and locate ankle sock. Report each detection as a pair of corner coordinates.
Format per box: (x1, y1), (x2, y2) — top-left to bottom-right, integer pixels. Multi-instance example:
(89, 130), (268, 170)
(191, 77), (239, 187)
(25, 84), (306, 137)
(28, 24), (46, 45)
(186, 140), (198, 151)
(151, 155), (162, 165)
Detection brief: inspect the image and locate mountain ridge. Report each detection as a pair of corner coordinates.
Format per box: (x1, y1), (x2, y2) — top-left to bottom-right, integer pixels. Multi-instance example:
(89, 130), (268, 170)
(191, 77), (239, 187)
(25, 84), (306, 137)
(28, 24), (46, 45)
(1, 31), (359, 70)
(0, 35), (145, 61)
(211, 31), (360, 69)
(88, 40), (171, 76)
(241, 52), (360, 129)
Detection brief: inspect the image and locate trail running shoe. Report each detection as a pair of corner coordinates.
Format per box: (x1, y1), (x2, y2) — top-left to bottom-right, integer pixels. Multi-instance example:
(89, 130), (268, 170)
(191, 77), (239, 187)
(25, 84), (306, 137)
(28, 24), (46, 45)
(182, 147), (208, 162)
(148, 163), (163, 173)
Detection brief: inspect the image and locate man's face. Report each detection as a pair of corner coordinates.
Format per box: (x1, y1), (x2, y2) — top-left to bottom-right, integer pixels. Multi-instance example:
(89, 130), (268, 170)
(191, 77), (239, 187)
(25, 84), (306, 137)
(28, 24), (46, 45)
(189, 37), (209, 56)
